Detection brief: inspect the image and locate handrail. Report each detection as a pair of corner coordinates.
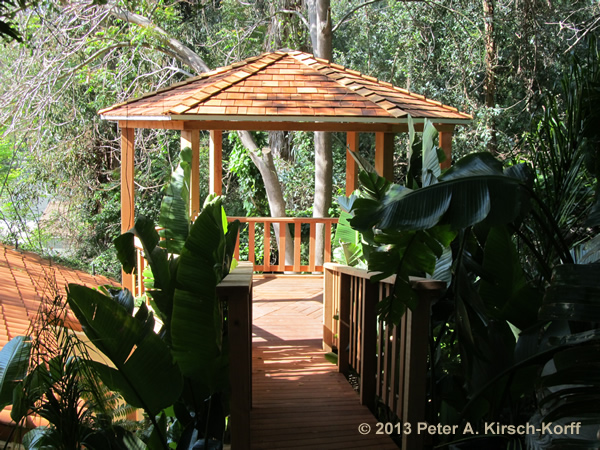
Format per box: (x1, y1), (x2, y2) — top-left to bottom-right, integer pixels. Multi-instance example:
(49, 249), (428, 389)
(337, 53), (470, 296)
(217, 261), (253, 450)
(228, 216), (339, 273)
(323, 262), (445, 450)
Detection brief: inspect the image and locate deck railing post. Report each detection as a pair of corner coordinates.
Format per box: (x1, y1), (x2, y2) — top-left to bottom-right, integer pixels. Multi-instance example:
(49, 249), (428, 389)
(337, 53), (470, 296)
(217, 262), (253, 450)
(402, 279), (444, 450)
(359, 277), (379, 412)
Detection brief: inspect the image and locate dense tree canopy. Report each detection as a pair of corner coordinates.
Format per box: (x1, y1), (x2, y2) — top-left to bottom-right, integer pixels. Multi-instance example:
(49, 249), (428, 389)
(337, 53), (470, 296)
(0, 0), (596, 277)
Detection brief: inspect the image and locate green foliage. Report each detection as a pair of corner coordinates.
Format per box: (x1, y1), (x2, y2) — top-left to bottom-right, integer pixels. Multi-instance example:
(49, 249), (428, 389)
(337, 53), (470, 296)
(226, 131), (268, 216)
(4, 286), (143, 449)
(332, 199), (367, 269)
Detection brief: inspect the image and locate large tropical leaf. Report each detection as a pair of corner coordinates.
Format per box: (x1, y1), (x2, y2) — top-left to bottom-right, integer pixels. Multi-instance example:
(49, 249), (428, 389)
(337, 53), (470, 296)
(375, 153), (527, 231)
(526, 264), (600, 448)
(67, 284), (183, 416)
(114, 216), (174, 322)
(421, 119), (441, 187)
(332, 204), (366, 268)
(0, 335), (31, 410)
(479, 226), (543, 330)
(368, 225), (456, 323)
(158, 156), (190, 255)
(171, 198), (235, 391)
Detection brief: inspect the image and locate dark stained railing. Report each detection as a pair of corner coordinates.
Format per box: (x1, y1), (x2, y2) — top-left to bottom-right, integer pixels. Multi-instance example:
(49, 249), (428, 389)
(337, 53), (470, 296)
(323, 263), (445, 450)
(217, 261), (253, 450)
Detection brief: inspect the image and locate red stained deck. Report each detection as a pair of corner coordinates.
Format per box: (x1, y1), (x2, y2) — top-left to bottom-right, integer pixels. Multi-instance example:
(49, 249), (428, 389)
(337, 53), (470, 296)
(250, 276), (398, 449)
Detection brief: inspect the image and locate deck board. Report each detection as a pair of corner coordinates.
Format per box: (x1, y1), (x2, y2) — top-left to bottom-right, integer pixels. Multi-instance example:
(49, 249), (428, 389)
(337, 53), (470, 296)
(250, 276), (398, 449)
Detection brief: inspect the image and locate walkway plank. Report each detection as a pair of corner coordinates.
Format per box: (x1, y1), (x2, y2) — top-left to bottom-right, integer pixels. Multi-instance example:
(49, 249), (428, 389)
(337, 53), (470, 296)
(250, 276), (398, 449)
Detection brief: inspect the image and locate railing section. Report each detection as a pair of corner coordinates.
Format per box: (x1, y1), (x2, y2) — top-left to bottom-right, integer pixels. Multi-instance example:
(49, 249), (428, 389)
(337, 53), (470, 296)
(323, 263), (445, 450)
(217, 261), (253, 450)
(228, 217), (338, 272)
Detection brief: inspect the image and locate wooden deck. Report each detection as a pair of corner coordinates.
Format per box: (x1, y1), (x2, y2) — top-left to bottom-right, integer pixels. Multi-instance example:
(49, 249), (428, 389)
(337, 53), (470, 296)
(250, 276), (398, 449)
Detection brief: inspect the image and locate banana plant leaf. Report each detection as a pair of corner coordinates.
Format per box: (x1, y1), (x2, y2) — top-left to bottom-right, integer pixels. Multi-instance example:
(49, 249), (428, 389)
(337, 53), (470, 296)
(171, 198), (238, 392)
(373, 153), (529, 231)
(114, 216), (174, 323)
(158, 160), (190, 255)
(67, 284), (183, 417)
(479, 226), (543, 330)
(0, 335), (31, 410)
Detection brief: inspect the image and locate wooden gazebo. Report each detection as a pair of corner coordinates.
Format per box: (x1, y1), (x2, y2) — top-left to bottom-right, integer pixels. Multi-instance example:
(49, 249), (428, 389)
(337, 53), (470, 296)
(99, 50), (471, 290)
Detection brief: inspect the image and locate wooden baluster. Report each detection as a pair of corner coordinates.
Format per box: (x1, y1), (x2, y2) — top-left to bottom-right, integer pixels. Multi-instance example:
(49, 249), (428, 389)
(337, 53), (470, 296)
(234, 225), (240, 261)
(350, 277), (358, 370)
(294, 221), (302, 272)
(376, 311), (384, 399)
(278, 220), (286, 272)
(309, 222), (316, 272)
(248, 222), (255, 267)
(323, 219), (332, 267)
(136, 249), (142, 297)
(323, 265), (334, 352)
(263, 221), (270, 272)
(389, 320), (399, 412)
(396, 305), (408, 420)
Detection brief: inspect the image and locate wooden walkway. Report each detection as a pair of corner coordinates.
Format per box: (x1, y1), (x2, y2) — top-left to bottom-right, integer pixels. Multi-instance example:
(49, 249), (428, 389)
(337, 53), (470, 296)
(250, 276), (398, 449)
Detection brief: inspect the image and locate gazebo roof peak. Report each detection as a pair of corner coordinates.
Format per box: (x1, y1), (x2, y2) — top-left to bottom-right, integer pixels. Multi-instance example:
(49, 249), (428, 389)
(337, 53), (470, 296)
(99, 50), (471, 130)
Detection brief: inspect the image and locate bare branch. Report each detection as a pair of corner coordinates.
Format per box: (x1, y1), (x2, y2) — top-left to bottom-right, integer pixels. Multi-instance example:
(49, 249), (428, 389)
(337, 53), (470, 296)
(332, 0), (383, 33)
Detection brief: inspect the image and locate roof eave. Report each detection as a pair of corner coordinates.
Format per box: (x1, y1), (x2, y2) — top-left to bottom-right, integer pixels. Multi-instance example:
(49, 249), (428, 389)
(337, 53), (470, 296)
(101, 114), (472, 125)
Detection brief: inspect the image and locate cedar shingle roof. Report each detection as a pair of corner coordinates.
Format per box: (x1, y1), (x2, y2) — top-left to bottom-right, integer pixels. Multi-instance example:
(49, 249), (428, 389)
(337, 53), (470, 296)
(99, 50), (471, 126)
(0, 244), (117, 430)
(0, 244), (117, 349)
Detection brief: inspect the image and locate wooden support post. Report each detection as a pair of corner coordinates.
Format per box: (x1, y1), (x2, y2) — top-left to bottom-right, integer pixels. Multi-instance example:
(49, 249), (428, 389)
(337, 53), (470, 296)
(210, 130), (223, 196)
(359, 278), (379, 412)
(181, 129), (200, 219)
(346, 132), (359, 196)
(436, 125), (455, 170)
(375, 132), (395, 181)
(121, 127), (135, 293)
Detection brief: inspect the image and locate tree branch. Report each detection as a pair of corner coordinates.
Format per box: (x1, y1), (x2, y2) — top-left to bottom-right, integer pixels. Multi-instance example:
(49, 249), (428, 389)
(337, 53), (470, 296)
(274, 9), (309, 31)
(104, 1), (210, 74)
(332, 0), (383, 33)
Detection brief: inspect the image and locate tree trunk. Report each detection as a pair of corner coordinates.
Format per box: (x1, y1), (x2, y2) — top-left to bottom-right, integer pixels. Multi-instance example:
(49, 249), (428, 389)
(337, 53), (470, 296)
(308, 0), (333, 268)
(238, 131), (295, 267)
(482, 0), (498, 154)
